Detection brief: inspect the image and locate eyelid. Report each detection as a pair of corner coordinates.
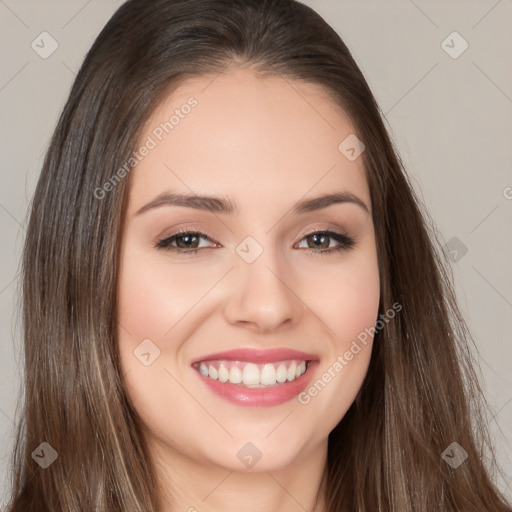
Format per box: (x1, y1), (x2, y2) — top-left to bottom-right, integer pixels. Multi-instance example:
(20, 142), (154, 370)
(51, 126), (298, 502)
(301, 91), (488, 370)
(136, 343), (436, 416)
(292, 223), (351, 242)
(299, 224), (342, 237)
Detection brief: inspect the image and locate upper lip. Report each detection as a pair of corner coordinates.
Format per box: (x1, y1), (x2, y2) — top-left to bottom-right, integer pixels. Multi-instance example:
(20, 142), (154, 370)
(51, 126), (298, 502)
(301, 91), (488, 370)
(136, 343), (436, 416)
(191, 348), (319, 365)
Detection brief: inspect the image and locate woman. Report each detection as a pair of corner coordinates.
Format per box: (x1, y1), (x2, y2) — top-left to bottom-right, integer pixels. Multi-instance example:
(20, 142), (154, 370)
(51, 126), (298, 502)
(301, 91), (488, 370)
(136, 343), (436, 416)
(6, 0), (511, 510)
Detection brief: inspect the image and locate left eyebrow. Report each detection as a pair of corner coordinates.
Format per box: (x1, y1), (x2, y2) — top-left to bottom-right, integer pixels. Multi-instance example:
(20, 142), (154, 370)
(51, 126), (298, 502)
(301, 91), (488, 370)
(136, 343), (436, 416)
(292, 192), (369, 215)
(135, 191), (370, 216)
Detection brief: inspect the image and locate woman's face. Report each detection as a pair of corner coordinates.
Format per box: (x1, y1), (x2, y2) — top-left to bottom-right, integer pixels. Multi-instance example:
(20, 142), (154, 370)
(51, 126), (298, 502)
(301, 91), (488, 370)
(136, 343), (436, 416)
(117, 67), (380, 474)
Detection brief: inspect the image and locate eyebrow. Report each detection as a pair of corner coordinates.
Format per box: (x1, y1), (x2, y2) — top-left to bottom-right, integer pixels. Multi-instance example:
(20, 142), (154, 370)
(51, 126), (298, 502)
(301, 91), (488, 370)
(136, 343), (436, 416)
(135, 191), (370, 216)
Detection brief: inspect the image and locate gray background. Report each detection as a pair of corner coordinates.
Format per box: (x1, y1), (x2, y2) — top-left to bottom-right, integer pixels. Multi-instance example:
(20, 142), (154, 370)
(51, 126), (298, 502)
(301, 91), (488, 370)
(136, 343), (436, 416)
(0, 0), (511, 504)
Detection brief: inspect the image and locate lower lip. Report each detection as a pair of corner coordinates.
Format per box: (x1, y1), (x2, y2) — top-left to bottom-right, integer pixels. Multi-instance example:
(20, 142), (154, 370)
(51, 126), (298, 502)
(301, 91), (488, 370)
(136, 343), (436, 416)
(194, 361), (319, 407)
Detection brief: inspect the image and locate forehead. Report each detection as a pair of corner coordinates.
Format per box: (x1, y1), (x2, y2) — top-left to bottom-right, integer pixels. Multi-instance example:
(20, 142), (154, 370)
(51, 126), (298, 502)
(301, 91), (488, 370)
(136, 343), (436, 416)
(127, 68), (369, 214)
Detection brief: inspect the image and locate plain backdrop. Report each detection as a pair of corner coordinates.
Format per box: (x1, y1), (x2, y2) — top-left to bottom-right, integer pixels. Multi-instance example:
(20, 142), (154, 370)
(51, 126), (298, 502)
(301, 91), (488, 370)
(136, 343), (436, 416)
(0, 0), (511, 504)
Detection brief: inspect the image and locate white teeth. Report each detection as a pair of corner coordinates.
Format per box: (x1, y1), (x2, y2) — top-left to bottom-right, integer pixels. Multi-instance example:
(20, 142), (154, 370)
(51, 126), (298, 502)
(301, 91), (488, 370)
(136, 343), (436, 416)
(260, 364), (277, 386)
(196, 359), (311, 387)
(276, 364), (287, 383)
(208, 365), (218, 380)
(218, 364), (229, 382)
(287, 362), (297, 381)
(199, 362), (209, 376)
(229, 366), (242, 384)
(242, 363), (260, 385)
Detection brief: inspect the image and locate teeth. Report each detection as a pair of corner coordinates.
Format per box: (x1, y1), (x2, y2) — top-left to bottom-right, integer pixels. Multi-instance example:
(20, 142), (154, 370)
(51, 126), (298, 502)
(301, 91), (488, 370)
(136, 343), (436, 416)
(218, 364), (229, 382)
(276, 364), (287, 383)
(242, 363), (260, 386)
(208, 365), (218, 380)
(229, 366), (242, 384)
(196, 359), (310, 388)
(261, 364), (276, 386)
(199, 362), (208, 376)
(287, 362), (297, 381)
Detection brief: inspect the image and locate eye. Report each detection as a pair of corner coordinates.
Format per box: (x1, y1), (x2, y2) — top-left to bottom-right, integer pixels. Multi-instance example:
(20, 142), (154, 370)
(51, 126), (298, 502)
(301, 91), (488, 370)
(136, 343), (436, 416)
(155, 228), (217, 254)
(296, 230), (356, 255)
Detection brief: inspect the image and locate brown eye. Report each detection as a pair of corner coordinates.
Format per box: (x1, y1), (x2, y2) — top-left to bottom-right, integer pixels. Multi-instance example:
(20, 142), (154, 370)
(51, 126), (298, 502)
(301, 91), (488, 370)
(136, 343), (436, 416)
(174, 233), (201, 249)
(297, 230), (356, 254)
(155, 230), (215, 254)
(305, 233), (330, 249)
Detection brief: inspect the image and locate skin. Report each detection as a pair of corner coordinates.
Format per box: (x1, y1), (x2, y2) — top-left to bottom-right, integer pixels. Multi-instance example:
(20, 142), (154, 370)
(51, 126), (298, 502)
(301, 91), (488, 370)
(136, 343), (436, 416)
(117, 65), (380, 512)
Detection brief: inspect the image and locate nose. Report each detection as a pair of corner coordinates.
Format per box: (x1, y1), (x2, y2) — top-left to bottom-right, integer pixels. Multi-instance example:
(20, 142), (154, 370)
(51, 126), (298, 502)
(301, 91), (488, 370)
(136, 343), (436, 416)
(222, 243), (304, 333)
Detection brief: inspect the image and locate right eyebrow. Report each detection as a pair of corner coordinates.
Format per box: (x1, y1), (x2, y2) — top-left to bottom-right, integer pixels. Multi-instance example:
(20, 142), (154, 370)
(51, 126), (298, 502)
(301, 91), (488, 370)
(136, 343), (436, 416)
(136, 192), (239, 216)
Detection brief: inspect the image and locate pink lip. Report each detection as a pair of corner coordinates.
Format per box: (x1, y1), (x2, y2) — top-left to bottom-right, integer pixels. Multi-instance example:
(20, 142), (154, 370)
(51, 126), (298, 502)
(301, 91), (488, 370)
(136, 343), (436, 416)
(191, 347), (319, 365)
(190, 348), (320, 407)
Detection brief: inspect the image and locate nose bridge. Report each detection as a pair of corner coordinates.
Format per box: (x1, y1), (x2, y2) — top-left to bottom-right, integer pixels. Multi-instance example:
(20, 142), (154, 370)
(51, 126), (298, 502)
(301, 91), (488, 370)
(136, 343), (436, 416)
(223, 234), (302, 331)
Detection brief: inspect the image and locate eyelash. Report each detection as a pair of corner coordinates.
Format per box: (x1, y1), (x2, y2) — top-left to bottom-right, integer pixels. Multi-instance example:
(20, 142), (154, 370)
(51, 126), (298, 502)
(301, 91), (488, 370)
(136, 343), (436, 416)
(155, 227), (356, 256)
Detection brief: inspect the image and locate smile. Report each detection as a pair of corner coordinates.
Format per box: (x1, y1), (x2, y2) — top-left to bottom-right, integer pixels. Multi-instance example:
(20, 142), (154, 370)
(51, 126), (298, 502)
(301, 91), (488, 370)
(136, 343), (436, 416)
(190, 348), (319, 407)
(193, 359), (309, 388)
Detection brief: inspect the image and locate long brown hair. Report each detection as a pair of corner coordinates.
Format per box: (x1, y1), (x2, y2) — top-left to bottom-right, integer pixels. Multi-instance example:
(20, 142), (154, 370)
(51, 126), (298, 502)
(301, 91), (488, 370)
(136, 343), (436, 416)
(7, 0), (511, 510)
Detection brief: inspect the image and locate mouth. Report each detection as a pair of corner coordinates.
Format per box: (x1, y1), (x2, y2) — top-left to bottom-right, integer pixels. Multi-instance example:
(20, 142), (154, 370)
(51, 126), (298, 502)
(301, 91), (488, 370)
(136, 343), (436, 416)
(190, 348), (319, 407)
(192, 359), (311, 388)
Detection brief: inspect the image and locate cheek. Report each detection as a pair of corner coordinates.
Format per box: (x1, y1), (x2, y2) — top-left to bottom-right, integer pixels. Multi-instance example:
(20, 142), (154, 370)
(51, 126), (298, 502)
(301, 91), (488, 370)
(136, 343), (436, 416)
(116, 250), (209, 437)
(117, 250), (215, 342)
(333, 263), (380, 346)
(116, 244), (230, 402)
(299, 247), (380, 348)
(296, 246), (380, 418)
